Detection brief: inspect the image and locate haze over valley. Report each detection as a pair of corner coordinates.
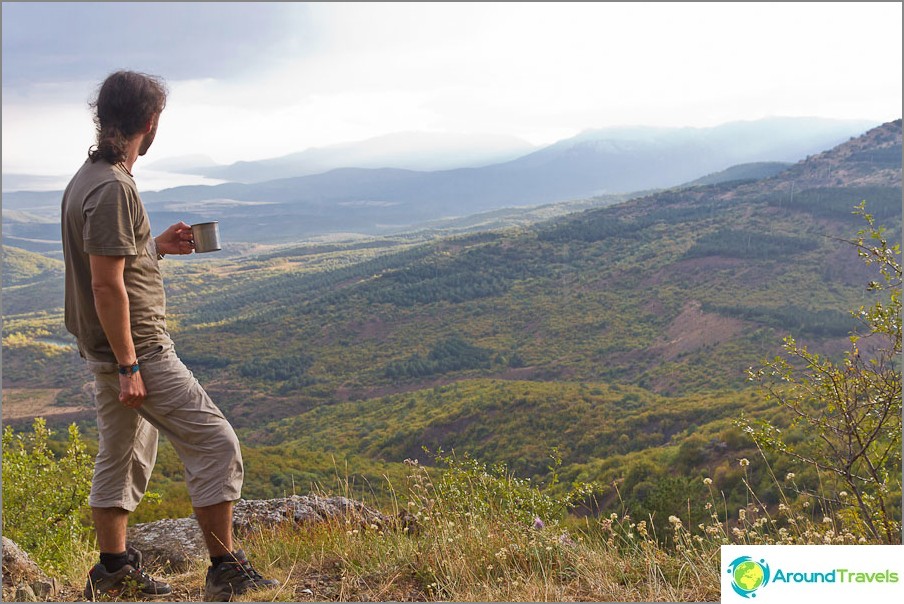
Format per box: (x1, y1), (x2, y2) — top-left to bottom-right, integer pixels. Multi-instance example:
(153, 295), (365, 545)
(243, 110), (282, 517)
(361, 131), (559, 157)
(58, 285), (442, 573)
(1, 116), (882, 250)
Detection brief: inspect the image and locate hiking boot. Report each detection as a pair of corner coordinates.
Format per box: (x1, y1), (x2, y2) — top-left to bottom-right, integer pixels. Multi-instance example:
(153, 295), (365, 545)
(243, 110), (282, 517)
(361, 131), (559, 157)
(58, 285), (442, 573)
(204, 549), (280, 602)
(83, 546), (172, 600)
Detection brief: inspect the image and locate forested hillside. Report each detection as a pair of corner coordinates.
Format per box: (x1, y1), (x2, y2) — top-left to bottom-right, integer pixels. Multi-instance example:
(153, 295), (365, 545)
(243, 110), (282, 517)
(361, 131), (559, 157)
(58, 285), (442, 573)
(2, 120), (901, 525)
(161, 122), (900, 405)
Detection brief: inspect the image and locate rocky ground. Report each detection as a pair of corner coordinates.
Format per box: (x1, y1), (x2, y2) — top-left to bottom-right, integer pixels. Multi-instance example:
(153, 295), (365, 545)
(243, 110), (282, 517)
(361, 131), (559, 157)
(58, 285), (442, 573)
(2, 495), (398, 602)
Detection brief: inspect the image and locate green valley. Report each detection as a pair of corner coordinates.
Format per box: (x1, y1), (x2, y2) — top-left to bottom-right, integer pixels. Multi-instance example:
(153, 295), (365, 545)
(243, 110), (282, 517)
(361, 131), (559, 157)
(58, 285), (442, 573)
(3, 120), (901, 533)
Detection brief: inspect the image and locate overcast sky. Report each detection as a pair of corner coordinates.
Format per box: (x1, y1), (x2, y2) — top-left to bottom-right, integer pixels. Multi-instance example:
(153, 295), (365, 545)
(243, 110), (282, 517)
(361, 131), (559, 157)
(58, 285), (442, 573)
(2, 2), (902, 184)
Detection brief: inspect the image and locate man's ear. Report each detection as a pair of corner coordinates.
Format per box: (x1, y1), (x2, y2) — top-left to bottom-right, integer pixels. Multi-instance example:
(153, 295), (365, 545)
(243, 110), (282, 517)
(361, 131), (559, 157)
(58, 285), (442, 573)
(144, 113), (158, 133)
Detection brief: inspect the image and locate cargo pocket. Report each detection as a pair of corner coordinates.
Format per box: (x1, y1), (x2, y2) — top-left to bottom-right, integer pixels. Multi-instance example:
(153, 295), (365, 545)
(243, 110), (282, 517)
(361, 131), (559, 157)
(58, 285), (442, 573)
(139, 347), (202, 415)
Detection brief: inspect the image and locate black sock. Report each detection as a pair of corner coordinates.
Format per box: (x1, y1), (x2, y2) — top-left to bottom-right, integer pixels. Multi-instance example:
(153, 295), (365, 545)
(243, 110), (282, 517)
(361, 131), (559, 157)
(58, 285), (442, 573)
(210, 554), (230, 568)
(100, 551), (129, 573)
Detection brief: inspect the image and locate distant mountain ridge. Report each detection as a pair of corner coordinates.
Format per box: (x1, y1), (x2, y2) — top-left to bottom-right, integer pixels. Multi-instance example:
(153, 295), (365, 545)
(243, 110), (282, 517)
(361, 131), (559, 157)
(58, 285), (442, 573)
(680, 162), (792, 187)
(141, 116), (877, 201)
(182, 131), (538, 183)
(133, 117), (880, 241)
(765, 118), (903, 190)
(169, 118), (879, 187)
(0, 117), (886, 248)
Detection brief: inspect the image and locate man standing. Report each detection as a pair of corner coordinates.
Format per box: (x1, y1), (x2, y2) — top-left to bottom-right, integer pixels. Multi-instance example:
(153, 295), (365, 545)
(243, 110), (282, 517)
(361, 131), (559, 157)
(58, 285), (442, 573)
(61, 70), (279, 601)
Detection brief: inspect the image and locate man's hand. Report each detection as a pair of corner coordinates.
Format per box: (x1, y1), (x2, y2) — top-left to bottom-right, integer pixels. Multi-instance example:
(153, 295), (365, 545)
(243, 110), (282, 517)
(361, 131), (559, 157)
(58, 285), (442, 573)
(119, 371), (147, 408)
(155, 221), (195, 256)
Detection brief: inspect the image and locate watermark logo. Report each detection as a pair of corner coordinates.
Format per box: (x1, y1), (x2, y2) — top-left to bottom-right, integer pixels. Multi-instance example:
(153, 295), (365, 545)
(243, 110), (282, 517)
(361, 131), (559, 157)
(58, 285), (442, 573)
(727, 556), (771, 598)
(723, 545), (903, 602)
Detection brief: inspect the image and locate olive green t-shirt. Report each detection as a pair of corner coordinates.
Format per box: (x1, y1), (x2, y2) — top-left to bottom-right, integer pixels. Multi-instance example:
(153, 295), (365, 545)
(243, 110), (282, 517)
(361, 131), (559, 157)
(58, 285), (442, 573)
(61, 159), (172, 361)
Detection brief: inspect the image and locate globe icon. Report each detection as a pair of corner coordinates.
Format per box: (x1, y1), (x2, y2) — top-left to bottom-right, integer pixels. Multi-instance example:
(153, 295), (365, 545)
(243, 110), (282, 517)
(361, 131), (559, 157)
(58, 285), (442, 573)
(733, 560), (765, 592)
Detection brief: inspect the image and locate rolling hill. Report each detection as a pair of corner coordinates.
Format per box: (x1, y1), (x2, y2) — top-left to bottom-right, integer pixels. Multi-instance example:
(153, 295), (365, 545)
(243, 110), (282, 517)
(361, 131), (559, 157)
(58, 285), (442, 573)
(6, 119), (897, 405)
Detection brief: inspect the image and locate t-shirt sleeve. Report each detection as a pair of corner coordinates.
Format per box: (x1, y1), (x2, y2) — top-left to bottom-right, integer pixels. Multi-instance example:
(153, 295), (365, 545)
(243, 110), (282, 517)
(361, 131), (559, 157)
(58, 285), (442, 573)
(82, 181), (140, 256)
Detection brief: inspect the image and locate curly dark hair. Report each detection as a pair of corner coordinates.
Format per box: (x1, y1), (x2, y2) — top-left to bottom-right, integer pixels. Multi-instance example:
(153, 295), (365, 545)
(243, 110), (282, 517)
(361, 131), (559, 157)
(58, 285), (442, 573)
(88, 70), (168, 164)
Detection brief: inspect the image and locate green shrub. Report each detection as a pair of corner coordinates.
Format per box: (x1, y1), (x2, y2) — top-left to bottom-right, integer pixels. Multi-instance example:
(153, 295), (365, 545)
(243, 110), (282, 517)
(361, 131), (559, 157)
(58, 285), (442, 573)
(745, 203), (902, 543)
(2, 418), (93, 572)
(418, 448), (596, 527)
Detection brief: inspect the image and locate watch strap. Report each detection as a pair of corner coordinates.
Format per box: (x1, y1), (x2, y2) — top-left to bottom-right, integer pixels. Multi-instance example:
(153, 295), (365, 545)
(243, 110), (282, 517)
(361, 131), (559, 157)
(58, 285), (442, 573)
(118, 362), (140, 376)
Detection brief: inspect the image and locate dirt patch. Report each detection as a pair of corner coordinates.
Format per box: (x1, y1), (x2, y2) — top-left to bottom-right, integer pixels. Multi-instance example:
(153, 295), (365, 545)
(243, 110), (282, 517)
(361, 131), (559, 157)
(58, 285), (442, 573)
(1, 388), (93, 421)
(651, 300), (749, 360)
(347, 316), (390, 341)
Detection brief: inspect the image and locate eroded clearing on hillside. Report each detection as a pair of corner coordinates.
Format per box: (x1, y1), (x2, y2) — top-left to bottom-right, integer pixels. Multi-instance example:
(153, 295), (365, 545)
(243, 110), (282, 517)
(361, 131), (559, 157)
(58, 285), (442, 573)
(1, 388), (92, 421)
(654, 300), (748, 360)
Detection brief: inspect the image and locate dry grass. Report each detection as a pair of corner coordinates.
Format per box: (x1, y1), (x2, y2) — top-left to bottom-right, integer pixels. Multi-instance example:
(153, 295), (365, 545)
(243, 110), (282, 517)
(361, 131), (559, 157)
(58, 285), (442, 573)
(33, 453), (896, 602)
(188, 514), (720, 602)
(44, 457), (723, 602)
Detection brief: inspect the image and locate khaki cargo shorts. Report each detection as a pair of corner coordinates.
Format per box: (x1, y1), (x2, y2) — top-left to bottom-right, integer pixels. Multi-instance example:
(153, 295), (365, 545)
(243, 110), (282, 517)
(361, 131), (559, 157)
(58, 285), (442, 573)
(86, 345), (243, 511)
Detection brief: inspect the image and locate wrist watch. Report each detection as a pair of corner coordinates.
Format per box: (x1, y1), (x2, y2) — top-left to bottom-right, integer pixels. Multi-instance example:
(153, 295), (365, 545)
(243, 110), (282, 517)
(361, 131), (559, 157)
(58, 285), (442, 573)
(118, 361), (140, 376)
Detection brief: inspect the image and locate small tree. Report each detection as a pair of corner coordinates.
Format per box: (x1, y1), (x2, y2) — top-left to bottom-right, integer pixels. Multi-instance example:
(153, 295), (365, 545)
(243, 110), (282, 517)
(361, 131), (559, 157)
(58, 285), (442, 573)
(1, 418), (94, 571)
(746, 203), (901, 543)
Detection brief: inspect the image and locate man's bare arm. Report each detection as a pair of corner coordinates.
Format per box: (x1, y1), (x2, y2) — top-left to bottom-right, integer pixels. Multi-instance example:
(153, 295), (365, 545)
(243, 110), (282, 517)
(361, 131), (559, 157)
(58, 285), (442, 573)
(89, 254), (147, 407)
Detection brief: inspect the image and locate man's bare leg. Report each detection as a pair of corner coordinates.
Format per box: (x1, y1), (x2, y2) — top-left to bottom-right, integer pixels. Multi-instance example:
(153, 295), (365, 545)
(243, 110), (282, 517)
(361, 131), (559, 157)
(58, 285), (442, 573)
(92, 507), (129, 554)
(86, 506), (172, 599)
(194, 501), (234, 557)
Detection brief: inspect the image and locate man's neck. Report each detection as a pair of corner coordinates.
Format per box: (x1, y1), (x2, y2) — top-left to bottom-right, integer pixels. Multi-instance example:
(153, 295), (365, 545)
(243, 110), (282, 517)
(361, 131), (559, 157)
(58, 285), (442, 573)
(120, 137), (142, 175)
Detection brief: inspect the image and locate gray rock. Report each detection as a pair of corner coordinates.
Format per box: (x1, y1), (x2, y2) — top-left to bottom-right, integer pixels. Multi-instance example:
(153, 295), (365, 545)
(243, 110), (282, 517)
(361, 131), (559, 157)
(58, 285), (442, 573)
(232, 495), (390, 532)
(127, 517), (209, 572)
(2, 536), (59, 600)
(30, 578), (57, 599)
(15, 583), (36, 602)
(127, 495), (392, 572)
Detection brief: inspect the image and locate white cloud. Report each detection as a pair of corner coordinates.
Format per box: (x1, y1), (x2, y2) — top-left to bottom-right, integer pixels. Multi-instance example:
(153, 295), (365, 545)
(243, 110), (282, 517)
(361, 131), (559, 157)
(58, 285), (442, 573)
(1, 102), (95, 174)
(2, 2), (901, 179)
(155, 84), (439, 164)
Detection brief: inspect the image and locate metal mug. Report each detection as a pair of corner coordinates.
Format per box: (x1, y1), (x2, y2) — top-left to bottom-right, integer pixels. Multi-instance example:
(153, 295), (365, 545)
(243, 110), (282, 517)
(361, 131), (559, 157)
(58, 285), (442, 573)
(191, 221), (221, 253)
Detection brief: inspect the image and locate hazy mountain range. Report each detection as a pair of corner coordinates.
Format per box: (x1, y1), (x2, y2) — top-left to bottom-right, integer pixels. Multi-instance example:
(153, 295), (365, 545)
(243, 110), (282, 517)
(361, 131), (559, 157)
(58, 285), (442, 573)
(0, 116), (883, 249)
(153, 131), (539, 182)
(151, 117), (878, 185)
